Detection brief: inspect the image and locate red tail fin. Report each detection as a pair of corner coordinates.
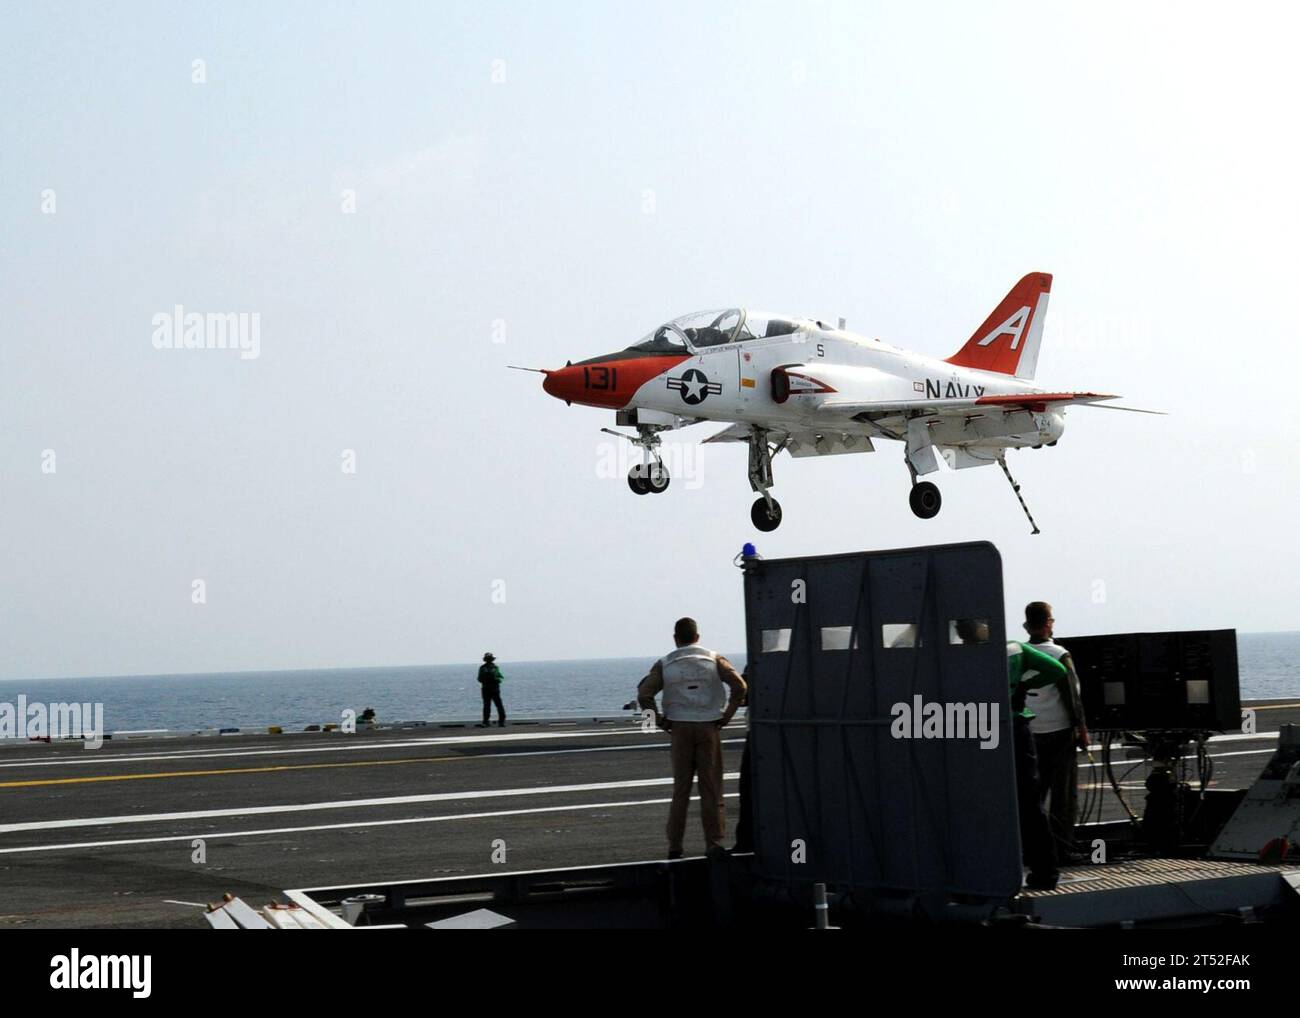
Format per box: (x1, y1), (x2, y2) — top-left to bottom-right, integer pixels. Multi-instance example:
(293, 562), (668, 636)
(946, 272), (1052, 378)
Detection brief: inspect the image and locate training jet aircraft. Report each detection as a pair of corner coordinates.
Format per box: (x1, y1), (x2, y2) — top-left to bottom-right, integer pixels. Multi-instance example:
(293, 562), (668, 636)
(518, 272), (1154, 532)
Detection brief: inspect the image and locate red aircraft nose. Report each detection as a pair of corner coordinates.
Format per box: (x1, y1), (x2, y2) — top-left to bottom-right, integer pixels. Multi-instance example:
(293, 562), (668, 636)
(542, 366), (577, 402)
(543, 361), (623, 408)
(542, 353), (691, 409)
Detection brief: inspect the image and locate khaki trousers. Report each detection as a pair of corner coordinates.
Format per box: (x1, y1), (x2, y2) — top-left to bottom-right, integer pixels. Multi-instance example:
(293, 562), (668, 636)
(666, 720), (725, 853)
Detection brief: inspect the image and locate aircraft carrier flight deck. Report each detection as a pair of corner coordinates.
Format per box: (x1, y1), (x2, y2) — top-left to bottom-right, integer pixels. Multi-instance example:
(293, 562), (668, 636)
(2, 703), (1297, 930)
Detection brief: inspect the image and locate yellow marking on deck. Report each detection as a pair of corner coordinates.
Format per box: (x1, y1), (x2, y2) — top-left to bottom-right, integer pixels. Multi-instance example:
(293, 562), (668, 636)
(0, 754), (470, 789)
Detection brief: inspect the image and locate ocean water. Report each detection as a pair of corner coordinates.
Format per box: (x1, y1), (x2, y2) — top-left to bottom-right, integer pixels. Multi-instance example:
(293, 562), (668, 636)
(0, 656), (678, 733)
(3, 632), (1297, 734)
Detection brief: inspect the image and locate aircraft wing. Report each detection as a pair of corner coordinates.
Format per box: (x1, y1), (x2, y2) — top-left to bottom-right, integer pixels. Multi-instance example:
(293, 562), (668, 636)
(704, 422), (875, 457)
(817, 391), (1121, 418)
(702, 423), (759, 444)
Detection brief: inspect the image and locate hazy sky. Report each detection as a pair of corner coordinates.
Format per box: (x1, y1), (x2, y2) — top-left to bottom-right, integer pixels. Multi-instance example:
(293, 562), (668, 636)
(3, 1), (1298, 680)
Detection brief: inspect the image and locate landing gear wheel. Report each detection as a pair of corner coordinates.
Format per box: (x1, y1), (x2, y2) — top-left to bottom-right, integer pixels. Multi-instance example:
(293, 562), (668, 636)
(909, 481), (942, 519)
(750, 497), (783, 532)
(646, 463), (670, 494)
(627, 464), (651, 495)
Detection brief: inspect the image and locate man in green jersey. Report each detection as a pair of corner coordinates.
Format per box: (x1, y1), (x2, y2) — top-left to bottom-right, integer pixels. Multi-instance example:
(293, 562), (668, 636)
(958, 621), (1067, 889)
(1007, 639), (1069, 890)
(1022, 601), (1089, 864)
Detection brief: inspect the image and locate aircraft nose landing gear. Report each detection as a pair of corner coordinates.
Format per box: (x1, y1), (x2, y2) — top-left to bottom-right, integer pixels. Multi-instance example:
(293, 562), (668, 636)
(908, 481), (942, 519)
(627, 463), (651, 495)
(609, 425), (672, 496)
(646, 463), (670, 493)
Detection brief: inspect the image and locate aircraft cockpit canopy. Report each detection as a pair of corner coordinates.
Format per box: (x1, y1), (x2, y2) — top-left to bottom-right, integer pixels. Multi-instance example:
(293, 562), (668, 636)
(740, 313), (801, 341)
(629, 309), (800, 353)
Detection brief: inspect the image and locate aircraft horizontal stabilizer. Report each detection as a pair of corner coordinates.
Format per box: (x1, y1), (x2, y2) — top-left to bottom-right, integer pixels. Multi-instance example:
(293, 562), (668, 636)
(1075, 403), (1167, 415)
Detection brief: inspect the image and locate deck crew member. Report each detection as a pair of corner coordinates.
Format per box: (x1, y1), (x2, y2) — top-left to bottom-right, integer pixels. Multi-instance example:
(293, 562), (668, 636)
(954, 619), (1063, 887)
(477, 653), (506, 728)
(637, 618), (746, 859)
(1007, 639), (1070, 891)
(1022, 602), (1089, 863)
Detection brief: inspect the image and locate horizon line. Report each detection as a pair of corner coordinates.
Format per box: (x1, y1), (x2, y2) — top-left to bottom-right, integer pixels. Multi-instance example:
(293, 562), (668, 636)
(2, 629), (1297, 684)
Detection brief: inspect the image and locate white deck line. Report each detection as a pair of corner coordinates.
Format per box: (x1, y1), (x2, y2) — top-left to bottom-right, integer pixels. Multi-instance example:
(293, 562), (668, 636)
(0, 724), (1278, 770)
(0, 790), (741, 855)
(0, 771), (742, 836)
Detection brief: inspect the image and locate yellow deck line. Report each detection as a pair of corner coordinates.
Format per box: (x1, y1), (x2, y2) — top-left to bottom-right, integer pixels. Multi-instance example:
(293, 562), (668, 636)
(0, 754), (468, 789)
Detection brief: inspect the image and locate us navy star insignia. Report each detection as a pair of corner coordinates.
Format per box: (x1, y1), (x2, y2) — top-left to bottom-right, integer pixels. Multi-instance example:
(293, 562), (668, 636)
(666, 368), (722, 405)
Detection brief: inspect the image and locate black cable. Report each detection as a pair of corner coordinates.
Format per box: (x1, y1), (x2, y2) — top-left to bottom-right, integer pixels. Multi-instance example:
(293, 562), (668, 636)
(1104, 734), (1141, 823)
(1182, 735), (1214, 842)
(1117, 758), (1146, 787)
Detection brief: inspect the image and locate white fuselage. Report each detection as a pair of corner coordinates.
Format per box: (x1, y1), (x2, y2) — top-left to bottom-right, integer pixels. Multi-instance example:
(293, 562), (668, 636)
(628, 326), (1065, 452)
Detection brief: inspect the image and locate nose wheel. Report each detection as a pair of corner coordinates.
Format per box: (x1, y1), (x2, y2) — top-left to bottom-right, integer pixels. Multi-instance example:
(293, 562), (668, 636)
(908, 480), (942, 519)
(606, 425), (673, 496)
(627, 462), (670, 495)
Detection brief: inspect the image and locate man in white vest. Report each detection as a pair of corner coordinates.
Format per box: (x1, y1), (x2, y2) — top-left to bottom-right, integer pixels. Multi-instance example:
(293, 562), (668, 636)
(1022, 601), (1090, 864)
(637, 617), (747, 859)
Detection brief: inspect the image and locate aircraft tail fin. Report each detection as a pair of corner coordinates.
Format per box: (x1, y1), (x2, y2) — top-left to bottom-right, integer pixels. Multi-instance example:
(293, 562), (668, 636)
(946, 272), (1052, 379)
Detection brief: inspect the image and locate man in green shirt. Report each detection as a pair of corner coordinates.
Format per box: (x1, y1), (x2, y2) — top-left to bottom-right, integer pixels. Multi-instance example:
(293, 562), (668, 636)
(1007, 639), (1069, 890)
(957, 621), (1066, 890)
(1008, 639), (1068, 717)
(1022, 601), (1089, 865)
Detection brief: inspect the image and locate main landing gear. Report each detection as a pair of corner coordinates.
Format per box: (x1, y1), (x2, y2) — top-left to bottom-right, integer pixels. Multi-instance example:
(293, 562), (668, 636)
(747, 428), (784, 532)
(905, 456), (943, 520)
(604, 421), (1038, 533)
(902, 448), (1042, 533)
(751, 496), (782, 531)
(908, 481), (942, 519)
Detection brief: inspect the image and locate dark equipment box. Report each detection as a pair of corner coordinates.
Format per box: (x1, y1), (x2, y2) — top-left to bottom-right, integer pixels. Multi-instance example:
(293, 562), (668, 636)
(1066, 629), (1241, 732)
